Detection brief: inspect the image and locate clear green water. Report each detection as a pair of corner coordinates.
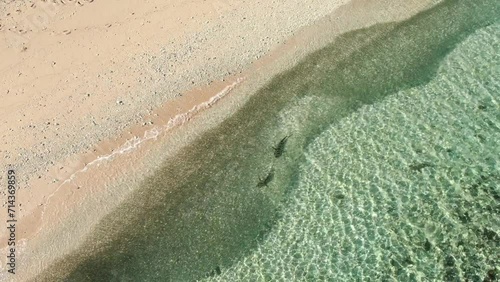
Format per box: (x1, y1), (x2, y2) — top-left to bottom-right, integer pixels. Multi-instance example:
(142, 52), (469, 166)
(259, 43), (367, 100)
(204, 22), (500, 282)
(38, 1), (499, 281)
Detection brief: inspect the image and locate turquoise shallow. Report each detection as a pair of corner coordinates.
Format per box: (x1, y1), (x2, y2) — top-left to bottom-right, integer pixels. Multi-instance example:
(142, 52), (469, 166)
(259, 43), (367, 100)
(204, 22), (500, 282)
(39, 1), (499, 281)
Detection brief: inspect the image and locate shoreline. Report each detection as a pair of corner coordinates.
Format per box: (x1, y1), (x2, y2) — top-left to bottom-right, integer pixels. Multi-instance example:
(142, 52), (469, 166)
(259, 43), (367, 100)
(0, 0), (441, 280)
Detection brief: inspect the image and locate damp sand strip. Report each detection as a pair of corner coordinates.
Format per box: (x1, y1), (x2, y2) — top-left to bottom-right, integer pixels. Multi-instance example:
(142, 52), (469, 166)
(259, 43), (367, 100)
(35, 1), (499, 281)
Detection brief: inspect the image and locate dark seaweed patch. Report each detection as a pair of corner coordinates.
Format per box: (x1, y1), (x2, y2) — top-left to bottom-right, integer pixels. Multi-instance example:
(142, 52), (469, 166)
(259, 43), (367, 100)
(443, 255), (460, 282)
(483, 268), (497, 282)
(465, 273), (482, 282)
(445, 255), (456, 267)
(334, 193), (345, 200)
(488, 269), (497, 281)
(475, 133), (486, 143)
(459, 212), (472, 224)
(403, 256), (414, 266)
(35, 0), (500, 280)
(482, 228), (499, 242)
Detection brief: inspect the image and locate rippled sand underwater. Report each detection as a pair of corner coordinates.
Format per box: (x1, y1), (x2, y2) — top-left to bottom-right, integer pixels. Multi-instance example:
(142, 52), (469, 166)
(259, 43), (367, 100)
(204, 22), (500, 282)
(38, 1), (499, 281)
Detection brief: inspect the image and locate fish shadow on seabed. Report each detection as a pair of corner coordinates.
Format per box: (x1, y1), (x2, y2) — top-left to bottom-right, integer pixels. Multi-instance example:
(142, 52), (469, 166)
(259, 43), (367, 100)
(273, 135), (290, 158)
(256, 168), (275, 188)
(256, 135), (292, 188)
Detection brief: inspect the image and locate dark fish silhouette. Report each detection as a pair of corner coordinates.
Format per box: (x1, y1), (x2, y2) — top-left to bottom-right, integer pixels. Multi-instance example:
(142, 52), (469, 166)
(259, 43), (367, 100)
(205, 266), (222, 278)
(409, 162), (433, 172)
(484, 269), (496, 282)
(257, 169), (275, 188)
(273, 135), (290, 158)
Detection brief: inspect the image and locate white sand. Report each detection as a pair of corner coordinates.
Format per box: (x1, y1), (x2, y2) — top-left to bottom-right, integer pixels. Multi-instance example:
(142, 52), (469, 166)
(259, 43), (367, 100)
(0, 0), (440, 280)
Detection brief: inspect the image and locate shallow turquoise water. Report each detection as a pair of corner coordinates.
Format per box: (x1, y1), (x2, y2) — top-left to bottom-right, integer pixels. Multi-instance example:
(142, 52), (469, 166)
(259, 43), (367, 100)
(204, 22), (500, 282)
(38, 1), (499, 281)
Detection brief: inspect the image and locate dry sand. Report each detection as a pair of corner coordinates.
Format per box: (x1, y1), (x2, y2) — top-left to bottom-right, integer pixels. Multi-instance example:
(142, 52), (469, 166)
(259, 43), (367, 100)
(0, 0), (440, 280)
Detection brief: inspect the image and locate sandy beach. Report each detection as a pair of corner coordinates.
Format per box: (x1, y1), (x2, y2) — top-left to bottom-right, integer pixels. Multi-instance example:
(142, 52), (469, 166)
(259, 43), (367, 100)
(0, 0), (442, 280)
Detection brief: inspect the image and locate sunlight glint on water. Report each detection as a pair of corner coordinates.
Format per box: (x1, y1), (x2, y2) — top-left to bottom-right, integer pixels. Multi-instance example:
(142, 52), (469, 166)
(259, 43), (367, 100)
(206, 23), (500, 282)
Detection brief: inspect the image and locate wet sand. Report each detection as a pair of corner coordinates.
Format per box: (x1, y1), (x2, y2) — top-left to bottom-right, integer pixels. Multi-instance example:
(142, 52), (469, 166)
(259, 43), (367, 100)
(0, 0), (440, 280)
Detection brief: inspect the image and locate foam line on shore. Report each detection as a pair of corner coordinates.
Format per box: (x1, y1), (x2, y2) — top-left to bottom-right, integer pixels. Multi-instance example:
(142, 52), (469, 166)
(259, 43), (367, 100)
(35, 77), (245, 234)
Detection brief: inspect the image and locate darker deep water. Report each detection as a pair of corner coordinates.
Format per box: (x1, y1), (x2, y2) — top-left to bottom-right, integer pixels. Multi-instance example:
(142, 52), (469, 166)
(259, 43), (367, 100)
(36, 1), (499, 281)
